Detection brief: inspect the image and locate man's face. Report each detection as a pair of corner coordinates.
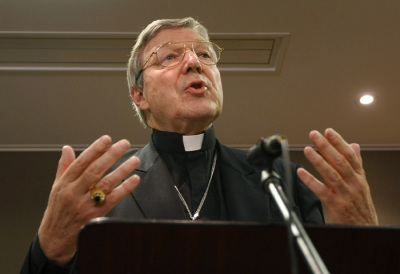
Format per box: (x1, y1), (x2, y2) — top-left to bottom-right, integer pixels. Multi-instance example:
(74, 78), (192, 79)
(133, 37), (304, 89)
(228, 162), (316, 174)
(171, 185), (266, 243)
(132, 28), (223, 135)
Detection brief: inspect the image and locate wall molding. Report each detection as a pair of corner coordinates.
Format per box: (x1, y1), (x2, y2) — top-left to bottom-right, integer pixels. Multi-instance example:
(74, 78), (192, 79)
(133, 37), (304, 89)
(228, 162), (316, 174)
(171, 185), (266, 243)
(0, 31), (290, 73)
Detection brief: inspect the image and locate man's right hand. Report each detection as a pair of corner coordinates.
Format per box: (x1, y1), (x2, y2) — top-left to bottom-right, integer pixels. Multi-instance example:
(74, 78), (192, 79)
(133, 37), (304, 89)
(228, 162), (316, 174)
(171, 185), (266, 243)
(37, 135), (140, 265)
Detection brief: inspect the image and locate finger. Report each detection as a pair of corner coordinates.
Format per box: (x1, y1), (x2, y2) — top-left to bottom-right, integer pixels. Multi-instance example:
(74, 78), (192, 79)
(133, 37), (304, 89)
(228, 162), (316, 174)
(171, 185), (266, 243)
(96, 156), (140, 193)
(61, 135), (112, 183)
(309, 130), (355, 183)
(55, 146), (76, 181)
(350, 143), (363, 164)
(324, 128), (363, 173)
(297, 168), (331, 201)
(105, 174), (141, 207)
(303, 146), (348, 193)
(77, 139), (131, 191)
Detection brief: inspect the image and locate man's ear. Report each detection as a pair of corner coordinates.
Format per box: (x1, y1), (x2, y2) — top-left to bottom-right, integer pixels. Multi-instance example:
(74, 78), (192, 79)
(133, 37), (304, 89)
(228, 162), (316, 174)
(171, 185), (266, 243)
(130, 87), (149, 111)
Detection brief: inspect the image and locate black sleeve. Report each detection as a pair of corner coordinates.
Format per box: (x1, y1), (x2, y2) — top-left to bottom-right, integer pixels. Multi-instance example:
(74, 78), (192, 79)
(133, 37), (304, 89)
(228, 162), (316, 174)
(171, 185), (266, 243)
(20, 235), (74, 274)
(293, 166), (325, 224)
(272, 159), (325, 224)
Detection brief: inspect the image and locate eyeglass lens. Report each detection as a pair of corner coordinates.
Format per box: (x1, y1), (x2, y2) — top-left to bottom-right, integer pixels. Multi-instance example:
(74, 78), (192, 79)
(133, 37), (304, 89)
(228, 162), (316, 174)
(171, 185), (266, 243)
(157, 42), (220, 67)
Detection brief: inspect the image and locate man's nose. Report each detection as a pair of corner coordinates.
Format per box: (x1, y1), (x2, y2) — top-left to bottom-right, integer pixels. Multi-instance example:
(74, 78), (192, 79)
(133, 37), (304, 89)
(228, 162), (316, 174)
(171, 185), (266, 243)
(182, 47), (202, 73)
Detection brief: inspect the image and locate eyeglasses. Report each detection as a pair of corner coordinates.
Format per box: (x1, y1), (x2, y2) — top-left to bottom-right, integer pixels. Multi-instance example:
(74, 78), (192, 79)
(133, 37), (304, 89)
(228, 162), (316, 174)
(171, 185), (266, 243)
(136, 41), (224, 81)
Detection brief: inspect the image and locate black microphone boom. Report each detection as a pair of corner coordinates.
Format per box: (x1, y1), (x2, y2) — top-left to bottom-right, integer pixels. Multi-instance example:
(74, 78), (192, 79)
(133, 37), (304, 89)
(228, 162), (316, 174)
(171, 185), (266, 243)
(246, 135), (284, 169)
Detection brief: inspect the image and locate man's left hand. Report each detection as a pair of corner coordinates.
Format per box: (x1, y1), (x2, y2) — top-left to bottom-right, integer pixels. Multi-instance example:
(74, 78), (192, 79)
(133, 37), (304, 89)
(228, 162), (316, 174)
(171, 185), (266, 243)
(297, 128), (378, 225)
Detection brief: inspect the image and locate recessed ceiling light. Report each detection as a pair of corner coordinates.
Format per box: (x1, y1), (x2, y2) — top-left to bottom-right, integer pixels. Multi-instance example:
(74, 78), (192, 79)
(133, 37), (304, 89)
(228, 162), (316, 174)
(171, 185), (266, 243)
(360, 95), (374, 105)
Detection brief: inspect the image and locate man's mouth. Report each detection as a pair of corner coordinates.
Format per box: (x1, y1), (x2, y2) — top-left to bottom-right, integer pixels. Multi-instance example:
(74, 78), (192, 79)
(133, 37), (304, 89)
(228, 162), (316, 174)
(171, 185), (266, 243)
(185, 80), (208, 93)
(191, 82), (203, 89)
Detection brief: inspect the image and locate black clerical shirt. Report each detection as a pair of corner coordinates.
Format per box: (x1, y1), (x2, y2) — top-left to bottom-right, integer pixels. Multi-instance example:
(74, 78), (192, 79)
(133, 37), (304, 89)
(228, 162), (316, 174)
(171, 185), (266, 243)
(151, 126), (228, 220)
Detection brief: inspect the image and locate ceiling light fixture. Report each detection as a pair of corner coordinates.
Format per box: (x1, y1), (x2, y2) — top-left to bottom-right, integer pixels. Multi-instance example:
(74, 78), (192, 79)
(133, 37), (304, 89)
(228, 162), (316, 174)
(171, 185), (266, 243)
(359, 94), (374, 105)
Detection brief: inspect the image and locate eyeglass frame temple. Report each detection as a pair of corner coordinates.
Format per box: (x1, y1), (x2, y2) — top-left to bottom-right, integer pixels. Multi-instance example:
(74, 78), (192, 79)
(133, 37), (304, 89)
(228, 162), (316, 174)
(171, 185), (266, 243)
(135, 50), (157, 82)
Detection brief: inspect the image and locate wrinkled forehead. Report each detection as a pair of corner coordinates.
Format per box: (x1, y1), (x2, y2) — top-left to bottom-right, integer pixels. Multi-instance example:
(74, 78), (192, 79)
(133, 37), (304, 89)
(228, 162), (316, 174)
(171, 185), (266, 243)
(143, 28), (208, 55)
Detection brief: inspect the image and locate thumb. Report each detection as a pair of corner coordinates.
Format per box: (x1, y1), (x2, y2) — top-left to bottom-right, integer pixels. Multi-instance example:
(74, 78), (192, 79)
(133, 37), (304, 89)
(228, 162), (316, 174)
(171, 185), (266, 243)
(55, 145), (76, 180)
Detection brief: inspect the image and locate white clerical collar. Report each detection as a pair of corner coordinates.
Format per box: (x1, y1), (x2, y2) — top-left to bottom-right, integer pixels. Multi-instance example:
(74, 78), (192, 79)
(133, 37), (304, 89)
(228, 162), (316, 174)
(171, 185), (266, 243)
(182, 133), (204, 152)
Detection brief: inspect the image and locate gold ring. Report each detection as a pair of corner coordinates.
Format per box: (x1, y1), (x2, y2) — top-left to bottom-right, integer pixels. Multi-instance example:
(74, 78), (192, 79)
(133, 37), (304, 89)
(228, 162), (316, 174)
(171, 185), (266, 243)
(90, 187), (106, 203)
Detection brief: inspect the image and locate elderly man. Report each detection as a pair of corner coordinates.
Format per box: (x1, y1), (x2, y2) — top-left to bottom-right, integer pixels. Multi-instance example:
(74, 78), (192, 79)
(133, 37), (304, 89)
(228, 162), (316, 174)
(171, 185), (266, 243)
(21, 17), (378, 273)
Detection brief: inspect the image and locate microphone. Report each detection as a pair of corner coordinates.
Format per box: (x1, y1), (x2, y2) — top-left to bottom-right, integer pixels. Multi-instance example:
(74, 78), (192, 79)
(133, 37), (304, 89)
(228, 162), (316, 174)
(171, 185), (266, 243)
(246, 135), (285, 169)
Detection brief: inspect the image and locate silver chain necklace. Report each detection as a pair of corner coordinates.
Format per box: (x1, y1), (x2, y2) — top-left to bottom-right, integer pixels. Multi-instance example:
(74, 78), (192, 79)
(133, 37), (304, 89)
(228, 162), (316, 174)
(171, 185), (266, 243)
(174, 152), (217, 221)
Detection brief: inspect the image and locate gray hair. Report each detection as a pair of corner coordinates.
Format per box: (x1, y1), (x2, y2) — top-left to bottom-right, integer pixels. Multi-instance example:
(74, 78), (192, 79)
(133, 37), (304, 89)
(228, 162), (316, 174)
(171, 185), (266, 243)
(127, 17), (210, 127)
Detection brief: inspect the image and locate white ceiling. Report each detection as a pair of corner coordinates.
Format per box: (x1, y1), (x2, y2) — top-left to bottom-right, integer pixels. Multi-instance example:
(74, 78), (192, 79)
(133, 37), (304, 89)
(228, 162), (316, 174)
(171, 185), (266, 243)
(1, 0), (400, 151)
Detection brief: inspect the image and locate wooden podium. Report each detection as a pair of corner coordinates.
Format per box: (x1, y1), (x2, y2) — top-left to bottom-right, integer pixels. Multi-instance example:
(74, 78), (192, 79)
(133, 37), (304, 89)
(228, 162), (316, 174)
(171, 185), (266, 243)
(78, 218), (400, 273)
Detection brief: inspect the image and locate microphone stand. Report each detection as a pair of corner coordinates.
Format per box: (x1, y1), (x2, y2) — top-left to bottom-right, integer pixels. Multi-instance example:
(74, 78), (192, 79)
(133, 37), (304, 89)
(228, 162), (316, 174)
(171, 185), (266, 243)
(247, 136), (329, 273)
(261, 169), (329, 274)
